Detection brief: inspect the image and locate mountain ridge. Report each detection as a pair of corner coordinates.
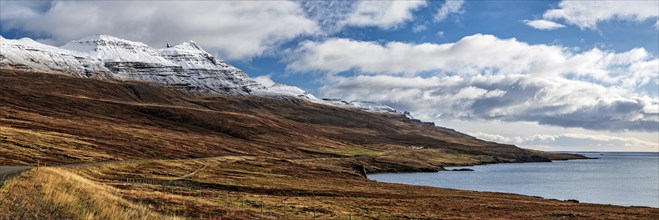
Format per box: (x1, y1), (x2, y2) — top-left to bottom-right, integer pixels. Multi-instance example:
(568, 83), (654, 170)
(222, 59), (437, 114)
(0, 68), (583, 167)
(1, 38), (620, 219)
(0, 34), (410, 116)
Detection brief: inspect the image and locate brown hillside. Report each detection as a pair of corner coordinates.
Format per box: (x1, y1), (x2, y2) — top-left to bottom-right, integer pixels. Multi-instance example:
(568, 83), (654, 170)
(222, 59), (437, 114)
(2, 69), (657, 219)
(0, 69), (580, 169)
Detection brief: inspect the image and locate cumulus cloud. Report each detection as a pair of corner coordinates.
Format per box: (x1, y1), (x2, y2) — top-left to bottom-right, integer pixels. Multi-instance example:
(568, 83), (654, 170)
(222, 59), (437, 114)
(523, 19), (566, 30)
(301, 0), (427, 31)
(340, 0), (427, 29)
(288, 34), (657, 87)
(412, 24), (428, 32)
(288, 34), (659, 132)
(0, 1), (318, 60)
(434, 0), (465, 21)
(318, 74), (658, 132)
(299, 0), (355, 34)
(541, 0), (659, 30)
(253, 75), (276, 87)
(302, 0), (455, 30)
(0, 1), (49, 20)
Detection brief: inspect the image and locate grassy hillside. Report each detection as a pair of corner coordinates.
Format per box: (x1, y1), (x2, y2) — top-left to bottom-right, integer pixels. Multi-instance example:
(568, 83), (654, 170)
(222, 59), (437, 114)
(4, 69), (653, 219)
(0, 69), (580, 169)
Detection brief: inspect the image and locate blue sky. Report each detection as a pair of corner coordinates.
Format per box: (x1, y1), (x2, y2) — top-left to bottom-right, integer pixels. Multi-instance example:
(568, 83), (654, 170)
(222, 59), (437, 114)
(1, 0), (658, 151)
(234, 0), (659, 94)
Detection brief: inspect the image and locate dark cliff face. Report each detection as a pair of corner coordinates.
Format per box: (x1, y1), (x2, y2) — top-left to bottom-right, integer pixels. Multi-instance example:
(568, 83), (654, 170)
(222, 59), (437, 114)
(102, 61), (261, 94)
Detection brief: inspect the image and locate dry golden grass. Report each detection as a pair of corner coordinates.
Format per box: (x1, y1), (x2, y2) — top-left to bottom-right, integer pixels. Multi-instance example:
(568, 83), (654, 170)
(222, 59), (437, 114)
(0, 70), (584, 169)
(0, 126), (114, 166)
(3, 70), (647, 219)
(54, 157), (658, 219)
(1, 155), (657, 219)
(0, 167), (178, 220)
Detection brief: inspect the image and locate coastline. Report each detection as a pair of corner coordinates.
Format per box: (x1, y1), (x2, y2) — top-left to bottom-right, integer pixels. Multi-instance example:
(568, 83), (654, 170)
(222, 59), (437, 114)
(362, 150), (591, 175)
(368, 152), (659, 208)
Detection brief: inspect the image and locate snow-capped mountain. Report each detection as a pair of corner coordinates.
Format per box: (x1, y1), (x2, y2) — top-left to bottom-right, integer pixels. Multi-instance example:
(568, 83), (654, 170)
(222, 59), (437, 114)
(0, 35), (407, 115)
(0, 36), (110, 78)
(61, 35), (174, 64)
(254, 83), (323, 101)
(1, 35), (262, 94)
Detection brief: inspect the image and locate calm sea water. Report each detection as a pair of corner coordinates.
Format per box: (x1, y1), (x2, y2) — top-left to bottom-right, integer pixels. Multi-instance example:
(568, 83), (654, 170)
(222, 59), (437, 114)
(369, 152), (659, 208)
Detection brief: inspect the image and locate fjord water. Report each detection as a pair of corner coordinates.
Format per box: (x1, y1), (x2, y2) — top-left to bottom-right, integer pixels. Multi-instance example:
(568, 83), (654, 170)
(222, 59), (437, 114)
(369, 152), (659, 207)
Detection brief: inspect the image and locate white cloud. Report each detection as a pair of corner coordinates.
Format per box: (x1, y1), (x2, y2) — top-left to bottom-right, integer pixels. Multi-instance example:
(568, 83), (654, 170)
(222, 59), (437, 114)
(340, 0), (427, 29)
(412, 24), (428, 32)
(436, 119), (659, 152)
(317, 74), (658, 132)
(0, 1), (318, 60)
(288, 34), (656, 88)
(299, 0), (355, 34)
(253, 75), (276, 87)
(0, 1), (46, 20)
(471, 131), (658, 152)
(299, 1), (427, 32)
(434, 0), (465, 22)
(288, 34), (659, 132)
(523, 19), (566, 30)
(542, 1), (659, 30)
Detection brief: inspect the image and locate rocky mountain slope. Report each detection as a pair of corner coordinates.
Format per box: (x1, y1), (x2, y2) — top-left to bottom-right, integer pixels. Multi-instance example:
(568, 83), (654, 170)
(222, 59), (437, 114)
(0, 35), (405, 115)
(0, 69), (583, 168)
(1, 35), (262, 94)
(0, 35), (622, 220)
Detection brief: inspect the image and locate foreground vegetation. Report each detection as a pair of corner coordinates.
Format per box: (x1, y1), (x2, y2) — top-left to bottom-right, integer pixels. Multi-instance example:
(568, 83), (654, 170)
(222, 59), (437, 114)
(0, 167), (175, 219)
(2, 157), (658, 219)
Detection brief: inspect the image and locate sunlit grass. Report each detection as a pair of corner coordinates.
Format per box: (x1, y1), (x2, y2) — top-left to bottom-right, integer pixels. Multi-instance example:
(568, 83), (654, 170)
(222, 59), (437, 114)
(0, 167), (178, 219)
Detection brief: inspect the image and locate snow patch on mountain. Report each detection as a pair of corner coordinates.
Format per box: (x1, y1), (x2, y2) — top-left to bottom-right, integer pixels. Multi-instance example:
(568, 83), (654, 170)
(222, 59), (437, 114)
(1, 35), (410, 116)
(254, 83), (322, 102)
(0, 36), (110, 78)
(346, 101), (399, 113)
(159, 41), (234, 70)
(62, 35), (175, 64)
(319, 98), (406, 115)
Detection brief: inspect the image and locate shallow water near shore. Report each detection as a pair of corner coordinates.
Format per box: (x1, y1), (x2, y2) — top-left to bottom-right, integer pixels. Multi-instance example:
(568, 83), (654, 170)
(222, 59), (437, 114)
(369, 152), (659, 208)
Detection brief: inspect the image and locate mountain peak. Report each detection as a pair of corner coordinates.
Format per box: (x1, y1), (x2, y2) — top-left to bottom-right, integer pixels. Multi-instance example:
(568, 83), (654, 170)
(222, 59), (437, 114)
(72, 34), (144, 45)
(163, 40), (207, 53)
(159, 40), (229, 70)
(0, 35), (403, 115)
(61, 34), (172, 64)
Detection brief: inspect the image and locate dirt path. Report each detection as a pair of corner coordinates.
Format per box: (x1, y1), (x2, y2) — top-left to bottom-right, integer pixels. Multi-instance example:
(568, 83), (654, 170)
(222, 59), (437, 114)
(1, 155), (238, 182)
(0, 166), (32, 181)
(169, 163), (209, 180)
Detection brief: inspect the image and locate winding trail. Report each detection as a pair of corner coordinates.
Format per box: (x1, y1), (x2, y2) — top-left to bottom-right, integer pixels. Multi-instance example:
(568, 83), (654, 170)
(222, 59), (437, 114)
(169, 163), (209, 180)
(0, 157), (213, 182)
(0, 166), (32, 181)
